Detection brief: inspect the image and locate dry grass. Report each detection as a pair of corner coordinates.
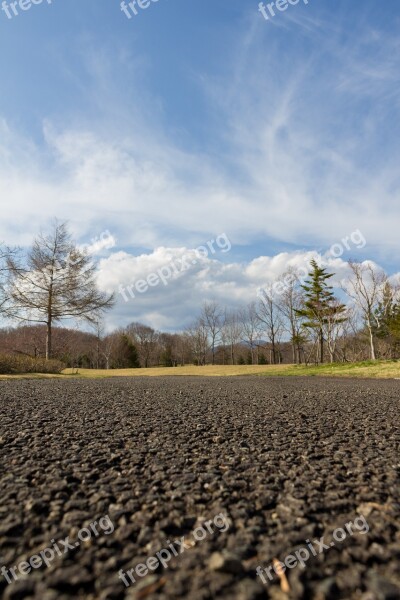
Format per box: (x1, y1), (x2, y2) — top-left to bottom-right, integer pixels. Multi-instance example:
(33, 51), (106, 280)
(0, 373), (66, 380)
(62, 361), (400, 379)
(62, 364), (284, 378)
(1, 360), (400, 380)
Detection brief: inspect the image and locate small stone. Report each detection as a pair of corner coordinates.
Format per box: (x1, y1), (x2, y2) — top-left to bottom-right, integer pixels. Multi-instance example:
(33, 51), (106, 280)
(3, 581), (36, 600)
(315, 577), (340, 600)
(235, 578), (266, 600)
(47, 565), (93, 591)
(357, 503), (375, 517)
(367, 574), (400, 600)
(209, 552), (244, 575)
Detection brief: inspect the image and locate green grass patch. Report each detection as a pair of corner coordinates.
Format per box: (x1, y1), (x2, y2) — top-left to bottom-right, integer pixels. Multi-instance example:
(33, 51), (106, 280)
(258, 360), (400, 378)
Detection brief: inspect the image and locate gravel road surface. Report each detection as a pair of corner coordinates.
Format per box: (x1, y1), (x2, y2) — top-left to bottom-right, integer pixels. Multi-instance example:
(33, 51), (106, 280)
(0, 377), (399, 600)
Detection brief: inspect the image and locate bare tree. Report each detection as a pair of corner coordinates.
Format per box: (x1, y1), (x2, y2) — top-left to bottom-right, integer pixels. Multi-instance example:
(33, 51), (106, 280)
(0, 244), (17, 316)
(239, 302), (262, 364)
(6, 221), (115, 359)
(275, 268), (306, 364)
(126, 322), (158, 368)
(92, 318), (105, 369)
(338, 306), (364, 362)
(200, 301), (224, 365)
(222, 309), (243, 365)
(185, 318), (209, 365)
(323, 301), (349, 363)
(257, 285), (284, 364)
(343, 261), (387, 360)
(102, 332), (119, 370)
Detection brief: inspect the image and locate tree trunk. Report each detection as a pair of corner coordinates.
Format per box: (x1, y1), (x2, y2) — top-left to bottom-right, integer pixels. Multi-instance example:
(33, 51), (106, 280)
(96, 338), (100, 369)
(271, 339), (276, 365)
(46, 277), (54, 361)
(369, 328), (376, 360)
(298, 346), (303, 364)
(319, 329), (324, 364)
(46, 321), (52, 360)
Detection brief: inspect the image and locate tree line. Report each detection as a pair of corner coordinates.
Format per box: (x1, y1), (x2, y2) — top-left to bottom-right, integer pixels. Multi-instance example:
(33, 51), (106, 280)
(0, 222), (399, 368)
(182, 258), (400, 366)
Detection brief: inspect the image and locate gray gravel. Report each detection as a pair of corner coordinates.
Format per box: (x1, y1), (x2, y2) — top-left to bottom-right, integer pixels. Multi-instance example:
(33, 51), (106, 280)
(0, 376), (399, 600)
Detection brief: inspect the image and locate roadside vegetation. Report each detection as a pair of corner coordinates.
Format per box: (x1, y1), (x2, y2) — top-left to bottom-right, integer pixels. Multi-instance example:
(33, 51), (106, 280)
(0, 355), (64, 375)
(61, 360), (400, 379)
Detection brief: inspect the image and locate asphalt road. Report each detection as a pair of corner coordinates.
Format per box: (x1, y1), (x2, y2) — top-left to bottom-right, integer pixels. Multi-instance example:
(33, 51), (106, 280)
(0, 377), (399, 600)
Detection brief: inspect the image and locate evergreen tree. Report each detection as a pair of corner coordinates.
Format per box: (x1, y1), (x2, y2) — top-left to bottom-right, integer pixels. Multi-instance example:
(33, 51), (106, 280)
(374, 282), (400, 356)
(118, 334), (140, 368)
(161, 345), (174, 367)
(374, 282), (393, 340)
(296, 259), (346, 364)
(258, 353), (267, 365)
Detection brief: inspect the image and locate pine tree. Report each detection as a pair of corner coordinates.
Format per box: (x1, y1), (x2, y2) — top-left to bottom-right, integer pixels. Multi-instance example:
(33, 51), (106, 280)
(296, 259), (346, 364)
(374, 282), (400, 356)
(258, 353), (267, 365)
(118, 335), (140, 368)
(374, 282), (393, 340)
(161, 345), (174, 367)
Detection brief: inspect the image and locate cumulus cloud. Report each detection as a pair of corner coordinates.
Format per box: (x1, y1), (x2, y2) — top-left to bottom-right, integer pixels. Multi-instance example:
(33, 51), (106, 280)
(96, 246), (385, 331)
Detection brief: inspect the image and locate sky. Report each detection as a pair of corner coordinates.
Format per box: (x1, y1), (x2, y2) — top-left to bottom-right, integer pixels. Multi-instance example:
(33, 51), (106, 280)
(1, 0), (400, 331)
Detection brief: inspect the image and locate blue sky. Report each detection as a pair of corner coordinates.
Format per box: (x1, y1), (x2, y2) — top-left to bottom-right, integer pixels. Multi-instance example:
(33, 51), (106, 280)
(1, 0), (400, 329)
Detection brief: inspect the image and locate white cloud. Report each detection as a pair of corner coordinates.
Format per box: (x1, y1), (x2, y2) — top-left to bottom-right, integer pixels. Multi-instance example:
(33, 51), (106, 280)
(80, 230), (116, 255)
(96, 246), (385, 331)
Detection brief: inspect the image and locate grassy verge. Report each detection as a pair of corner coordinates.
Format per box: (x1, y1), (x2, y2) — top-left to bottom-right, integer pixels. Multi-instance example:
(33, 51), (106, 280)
(1, 360), (400, 380)
(62, 360), (400, 379)
(0, 373), (66, 380)
(257, 360), (400, 378)
(61, 365), (280, 378)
